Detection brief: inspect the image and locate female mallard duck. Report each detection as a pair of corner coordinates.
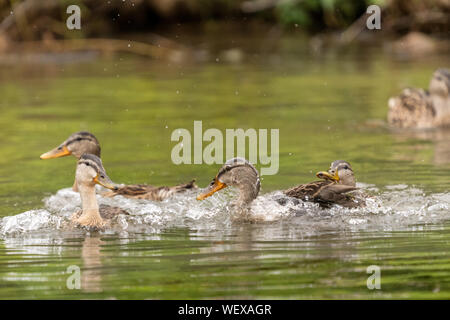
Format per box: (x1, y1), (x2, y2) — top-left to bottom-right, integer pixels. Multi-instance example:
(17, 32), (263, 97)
(283, 160), (363, 208)
(40, 131), (197, 200)
(196, 158), (260, 220)
(71, 154), (128, 229)
(388, 68), (450, 128)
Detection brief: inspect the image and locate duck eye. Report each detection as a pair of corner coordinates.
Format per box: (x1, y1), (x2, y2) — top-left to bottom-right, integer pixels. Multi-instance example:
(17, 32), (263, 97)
(344, 166), (349, 170)
(100, 175), (105, 178)
(85, 162), (90, 166)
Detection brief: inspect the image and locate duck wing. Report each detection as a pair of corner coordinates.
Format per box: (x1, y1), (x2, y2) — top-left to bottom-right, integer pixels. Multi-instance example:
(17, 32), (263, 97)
(102, 179), (198, 201)
(284, 181), (363, 208)
(314, 184), (361, 208)
(283, 180), (332, 201)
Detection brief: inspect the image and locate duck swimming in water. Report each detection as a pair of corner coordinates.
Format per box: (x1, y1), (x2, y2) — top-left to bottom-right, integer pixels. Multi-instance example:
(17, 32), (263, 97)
(71, 154), (128, 230)
(283, 160), (363, 208)
(40, 131), (197, 200)
(388, 68), (450, 129)
(196, 158), (260, 221)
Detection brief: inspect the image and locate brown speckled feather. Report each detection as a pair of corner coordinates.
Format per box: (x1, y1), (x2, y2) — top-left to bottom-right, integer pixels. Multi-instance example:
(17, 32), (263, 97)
(388, 88), (436, 128)
(102, 179), (198, 201)
(99, 204), (129, 219)
(284, 180), (332, 200)
(72, 205), (129, 222)
(284, 181), (361, 208)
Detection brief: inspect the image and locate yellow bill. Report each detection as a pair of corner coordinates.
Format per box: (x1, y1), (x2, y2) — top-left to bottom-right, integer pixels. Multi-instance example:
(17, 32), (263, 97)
(316, 170), (340, 182)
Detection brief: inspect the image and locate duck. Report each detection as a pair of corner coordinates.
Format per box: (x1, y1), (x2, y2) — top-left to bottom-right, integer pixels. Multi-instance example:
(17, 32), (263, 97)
(40, 131), (197, 199)
(388, 68), (450, 129)
(283, 160), (363, 208)
(196, 157), (260, 220)
(71, 153), (128, 230)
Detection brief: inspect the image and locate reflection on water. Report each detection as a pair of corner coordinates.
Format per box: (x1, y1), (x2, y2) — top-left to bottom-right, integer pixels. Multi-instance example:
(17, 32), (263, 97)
(0, 35), (449, 299)
(3, 221), (448, 299)
(390, 127), (450, 165)
(81, 237), (104, 293)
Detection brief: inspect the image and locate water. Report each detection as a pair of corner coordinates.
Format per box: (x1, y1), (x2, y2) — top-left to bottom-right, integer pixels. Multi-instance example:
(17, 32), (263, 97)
(0, 34), (449, 299)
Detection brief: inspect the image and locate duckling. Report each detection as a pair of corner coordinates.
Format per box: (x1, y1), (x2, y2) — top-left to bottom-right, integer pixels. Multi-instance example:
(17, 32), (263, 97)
(283, 160), (363, 208)
(196, 158), (260, 219)
(388, 68), (450, 128)
(40, 131), (197, 199)
(71, 154), (128, 230)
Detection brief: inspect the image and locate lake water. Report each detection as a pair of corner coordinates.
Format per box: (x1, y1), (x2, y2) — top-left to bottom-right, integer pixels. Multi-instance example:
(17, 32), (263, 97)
(0, 34), (449, 299)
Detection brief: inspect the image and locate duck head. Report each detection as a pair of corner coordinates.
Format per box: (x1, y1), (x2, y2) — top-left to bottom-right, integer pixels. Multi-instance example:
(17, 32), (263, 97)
(316, 160), (356, 187)
(40, 131), (101, 160)
(76, 154), (117, 190)
(197, 157), (261, 206)
(429, 68), (449, 98)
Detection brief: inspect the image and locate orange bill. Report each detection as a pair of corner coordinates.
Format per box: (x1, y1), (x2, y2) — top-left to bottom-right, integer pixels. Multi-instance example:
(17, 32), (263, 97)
(40, 145), (71, 159)
(93, 174), (117, 190)
(196, 180), (227, 200)
(316, 170), (340, 182)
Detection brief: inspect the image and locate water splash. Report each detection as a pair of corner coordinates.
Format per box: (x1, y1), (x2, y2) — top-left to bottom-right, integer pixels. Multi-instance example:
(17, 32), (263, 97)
(1, 185), (450, 237)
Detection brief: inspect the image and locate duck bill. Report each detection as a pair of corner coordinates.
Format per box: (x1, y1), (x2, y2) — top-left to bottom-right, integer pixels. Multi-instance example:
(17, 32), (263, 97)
(40, 145), (71, 159)
(316, 170), (340, 182)
(93, 174), (118, 190)
(196, 180), (227, 200)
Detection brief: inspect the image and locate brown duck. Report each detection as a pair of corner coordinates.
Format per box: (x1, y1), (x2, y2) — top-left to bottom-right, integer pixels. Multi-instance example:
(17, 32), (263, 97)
(283, 160), (363, 208)
(196, 157), (260, 207)
(388, 68), (450, 129)
(196, 157), (262, 221)
(40, 131), (197, 200)
(71, 154), (128, 230)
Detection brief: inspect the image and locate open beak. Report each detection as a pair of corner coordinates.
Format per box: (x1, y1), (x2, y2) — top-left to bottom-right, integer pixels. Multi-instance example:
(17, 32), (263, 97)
(196, 180), (227, 200)
(93, 174), (118, 190)
(316, 170), (340, 182)
(40, 145), (71, 159)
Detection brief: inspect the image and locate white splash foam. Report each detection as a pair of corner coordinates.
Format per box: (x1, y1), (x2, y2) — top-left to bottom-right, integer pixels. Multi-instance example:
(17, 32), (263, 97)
(1, 184), (450, 238)
(0, 210), (66, 236)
